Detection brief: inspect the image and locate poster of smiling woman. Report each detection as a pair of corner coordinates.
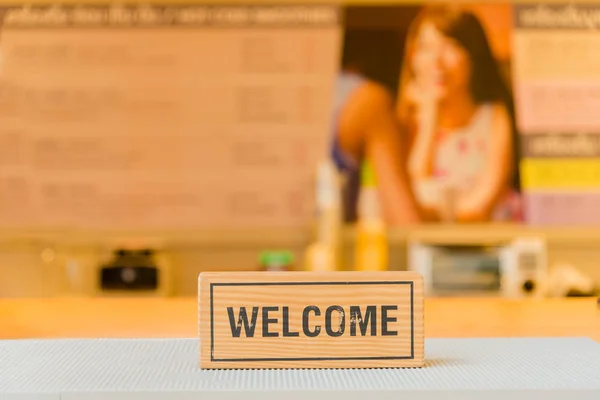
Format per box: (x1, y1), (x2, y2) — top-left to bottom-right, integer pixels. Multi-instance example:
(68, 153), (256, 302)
(330, 3), (521, 226)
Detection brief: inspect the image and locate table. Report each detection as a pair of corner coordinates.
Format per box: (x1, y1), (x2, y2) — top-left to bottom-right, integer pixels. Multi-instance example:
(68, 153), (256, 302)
(2, 297), (600, 399)
(1, 297), (599, 341)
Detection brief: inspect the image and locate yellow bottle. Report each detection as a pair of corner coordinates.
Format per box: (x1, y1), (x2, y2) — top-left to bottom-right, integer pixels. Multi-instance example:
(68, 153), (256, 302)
(354, 161), (388, 271)
(304, 159), (342, 272)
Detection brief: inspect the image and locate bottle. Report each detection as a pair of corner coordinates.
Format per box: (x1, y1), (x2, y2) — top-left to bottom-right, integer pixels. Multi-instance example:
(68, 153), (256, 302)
(304, 159), (342, 271)
(354, 161), (388, 271)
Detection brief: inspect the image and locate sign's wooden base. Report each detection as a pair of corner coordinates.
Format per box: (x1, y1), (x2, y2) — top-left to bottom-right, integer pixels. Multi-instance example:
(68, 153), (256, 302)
(198, 271), (424, 369)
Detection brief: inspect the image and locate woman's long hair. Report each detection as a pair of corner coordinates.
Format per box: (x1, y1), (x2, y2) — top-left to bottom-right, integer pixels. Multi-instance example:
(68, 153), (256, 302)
(397, 4), (520, 191)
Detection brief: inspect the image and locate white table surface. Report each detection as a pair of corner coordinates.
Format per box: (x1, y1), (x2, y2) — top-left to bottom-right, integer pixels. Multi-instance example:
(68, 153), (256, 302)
(1, 337), (600, 399)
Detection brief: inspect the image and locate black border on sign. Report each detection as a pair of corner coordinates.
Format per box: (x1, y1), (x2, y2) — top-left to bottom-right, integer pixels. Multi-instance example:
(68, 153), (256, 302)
(209, 281), (415, 362)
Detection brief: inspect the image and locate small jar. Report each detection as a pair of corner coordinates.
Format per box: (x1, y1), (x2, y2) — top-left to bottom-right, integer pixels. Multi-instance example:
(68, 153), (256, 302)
(259, 251), (294, 272)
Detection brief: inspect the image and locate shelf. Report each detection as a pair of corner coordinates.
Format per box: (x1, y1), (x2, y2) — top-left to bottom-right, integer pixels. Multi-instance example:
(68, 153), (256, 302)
(1, 224), (600, 247)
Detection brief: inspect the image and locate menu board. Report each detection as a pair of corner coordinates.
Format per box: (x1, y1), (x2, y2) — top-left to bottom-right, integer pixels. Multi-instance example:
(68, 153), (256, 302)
(0, 4), (341, 230)
(513, 3), (600, 225)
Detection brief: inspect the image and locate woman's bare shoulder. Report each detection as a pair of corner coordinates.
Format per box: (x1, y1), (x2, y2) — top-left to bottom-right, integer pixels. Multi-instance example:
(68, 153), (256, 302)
(489, 102), (510, 122)
(487, 102), (512, 146)
(353, 80), (394, 108)
(340, 80), (394, 126)
(337, 80), (395, 157)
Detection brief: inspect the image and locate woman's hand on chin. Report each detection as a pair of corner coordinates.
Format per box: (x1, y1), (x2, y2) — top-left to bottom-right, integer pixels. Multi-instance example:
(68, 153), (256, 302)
(405, 80), (438, 125)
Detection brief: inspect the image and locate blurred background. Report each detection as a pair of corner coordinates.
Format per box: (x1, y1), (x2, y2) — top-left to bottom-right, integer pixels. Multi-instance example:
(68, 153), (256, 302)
(0, 0), (599, 341)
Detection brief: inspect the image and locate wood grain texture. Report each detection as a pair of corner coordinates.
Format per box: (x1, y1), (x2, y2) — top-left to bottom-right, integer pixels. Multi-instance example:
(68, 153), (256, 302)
(198, 271), (424, 369)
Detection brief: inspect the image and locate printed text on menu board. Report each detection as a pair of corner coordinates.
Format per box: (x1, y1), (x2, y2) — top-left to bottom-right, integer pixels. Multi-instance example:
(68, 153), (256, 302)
(1, 4), (339, 27)
(0, 3), (341, 231)
(513, 3), (600, 225)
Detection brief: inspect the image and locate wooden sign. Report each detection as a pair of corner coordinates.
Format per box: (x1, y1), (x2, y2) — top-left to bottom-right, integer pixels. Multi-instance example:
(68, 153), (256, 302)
(198, 271), (424, 369)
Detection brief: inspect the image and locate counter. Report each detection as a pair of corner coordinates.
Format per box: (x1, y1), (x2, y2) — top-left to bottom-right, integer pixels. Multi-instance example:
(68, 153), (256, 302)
(1, 297), (599, 341)
(3, 224), (600, 298)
